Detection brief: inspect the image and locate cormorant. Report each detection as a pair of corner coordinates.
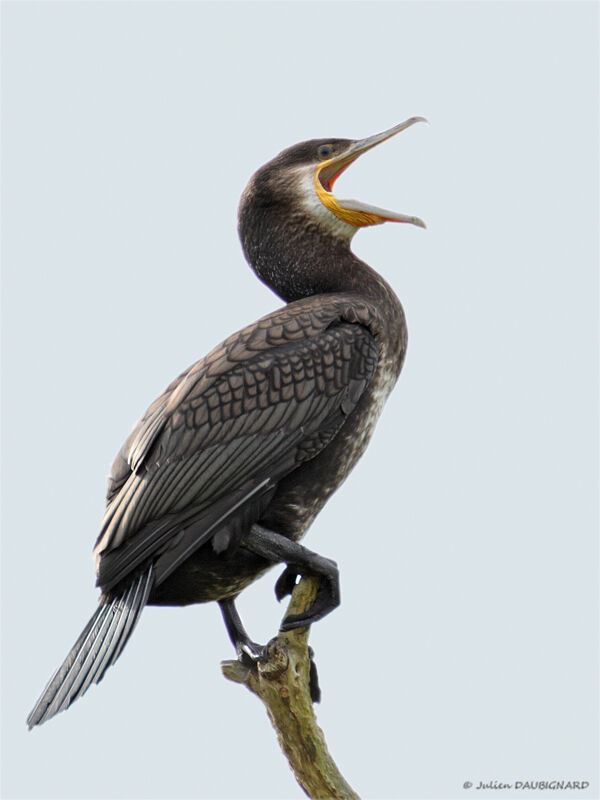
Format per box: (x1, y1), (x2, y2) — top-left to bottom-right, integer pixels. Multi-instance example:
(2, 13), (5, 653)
(27, 117), (426, 728)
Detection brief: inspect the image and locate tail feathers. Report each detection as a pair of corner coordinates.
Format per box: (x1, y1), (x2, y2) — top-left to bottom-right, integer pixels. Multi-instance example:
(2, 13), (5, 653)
(26, 565), (153, 729)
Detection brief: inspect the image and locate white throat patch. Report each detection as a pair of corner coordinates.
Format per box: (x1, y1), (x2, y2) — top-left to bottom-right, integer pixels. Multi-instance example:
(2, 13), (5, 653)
(292, 165), (358, 242)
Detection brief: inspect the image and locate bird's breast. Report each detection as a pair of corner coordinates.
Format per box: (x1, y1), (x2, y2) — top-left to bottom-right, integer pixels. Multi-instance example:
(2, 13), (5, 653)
(260, 347), (403, 540)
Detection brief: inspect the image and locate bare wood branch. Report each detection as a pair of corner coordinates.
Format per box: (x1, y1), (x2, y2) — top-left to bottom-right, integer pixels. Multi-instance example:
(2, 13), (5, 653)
(221, 575), (360, 800)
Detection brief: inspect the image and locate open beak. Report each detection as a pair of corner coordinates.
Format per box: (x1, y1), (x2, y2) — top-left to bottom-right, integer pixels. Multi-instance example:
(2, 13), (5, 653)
(315, 117), (427, 229)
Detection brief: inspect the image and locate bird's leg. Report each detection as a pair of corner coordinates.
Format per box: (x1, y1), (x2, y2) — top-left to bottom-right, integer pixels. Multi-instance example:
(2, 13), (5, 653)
(218, 597), (264, 662)
(242, 524), (340, 631)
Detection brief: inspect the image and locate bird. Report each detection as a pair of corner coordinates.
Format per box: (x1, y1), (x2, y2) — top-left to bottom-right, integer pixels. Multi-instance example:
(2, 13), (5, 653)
(27, 117), (426, 728)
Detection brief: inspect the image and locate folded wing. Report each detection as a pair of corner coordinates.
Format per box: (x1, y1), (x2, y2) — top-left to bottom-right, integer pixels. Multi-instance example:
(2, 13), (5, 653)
(95, 298), (380, 594)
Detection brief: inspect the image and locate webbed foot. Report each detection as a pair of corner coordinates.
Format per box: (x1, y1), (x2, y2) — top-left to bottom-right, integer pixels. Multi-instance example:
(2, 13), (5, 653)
(276, 561), (340, 632)
(244, 524), (341, 631)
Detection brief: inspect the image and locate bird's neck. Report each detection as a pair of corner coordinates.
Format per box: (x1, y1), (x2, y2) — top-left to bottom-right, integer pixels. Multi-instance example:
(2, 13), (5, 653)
(238, 205), (401, 313)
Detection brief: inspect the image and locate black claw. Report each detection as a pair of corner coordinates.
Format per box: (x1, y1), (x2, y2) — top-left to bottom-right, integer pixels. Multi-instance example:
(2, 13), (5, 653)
(279, 575), (340, 632)
(274, 565), (299, 601)
(308, 646), (321, 703)
(238, 640), (265, 665)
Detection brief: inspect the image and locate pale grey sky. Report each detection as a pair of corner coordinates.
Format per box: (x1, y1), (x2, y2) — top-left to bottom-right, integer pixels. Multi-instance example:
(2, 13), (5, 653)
(2, 2), (598, 799)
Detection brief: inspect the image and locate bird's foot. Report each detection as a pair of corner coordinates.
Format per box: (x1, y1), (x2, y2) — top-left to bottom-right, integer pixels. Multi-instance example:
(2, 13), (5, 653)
(233, 637), (321, 703)
(277, 561), (340, 632)
(236, 638), (265, 665)
(307, 645), (321, 703)
(244, 524), (341, 630)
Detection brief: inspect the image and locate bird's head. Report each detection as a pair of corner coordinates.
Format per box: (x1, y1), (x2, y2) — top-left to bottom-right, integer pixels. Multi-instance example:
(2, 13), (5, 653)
(238, 117), (427, 302)
(239, 117), (427, 246)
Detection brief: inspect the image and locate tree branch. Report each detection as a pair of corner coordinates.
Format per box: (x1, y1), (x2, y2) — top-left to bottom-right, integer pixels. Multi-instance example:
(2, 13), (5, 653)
(221, 575), (360, 800)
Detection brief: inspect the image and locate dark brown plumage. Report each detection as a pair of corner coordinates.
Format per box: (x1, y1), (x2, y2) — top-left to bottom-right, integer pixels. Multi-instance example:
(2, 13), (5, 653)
(27, 118), (425, 728)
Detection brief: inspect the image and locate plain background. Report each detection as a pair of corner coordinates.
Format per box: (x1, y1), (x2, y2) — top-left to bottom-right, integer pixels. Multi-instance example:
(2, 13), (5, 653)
(1, 2), (598, 799)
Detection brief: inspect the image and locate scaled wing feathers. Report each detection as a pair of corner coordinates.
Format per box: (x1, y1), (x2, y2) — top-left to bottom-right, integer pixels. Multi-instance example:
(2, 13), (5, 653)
(95, 296), (381, 592)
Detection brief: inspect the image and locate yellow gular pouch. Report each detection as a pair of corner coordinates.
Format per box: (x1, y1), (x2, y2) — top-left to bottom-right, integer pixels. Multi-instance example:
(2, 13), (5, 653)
(313, 163), (386, 228)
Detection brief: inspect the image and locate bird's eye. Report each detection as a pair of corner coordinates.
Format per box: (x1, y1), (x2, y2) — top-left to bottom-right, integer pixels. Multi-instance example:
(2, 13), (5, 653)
(317, 144), (333, 161)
